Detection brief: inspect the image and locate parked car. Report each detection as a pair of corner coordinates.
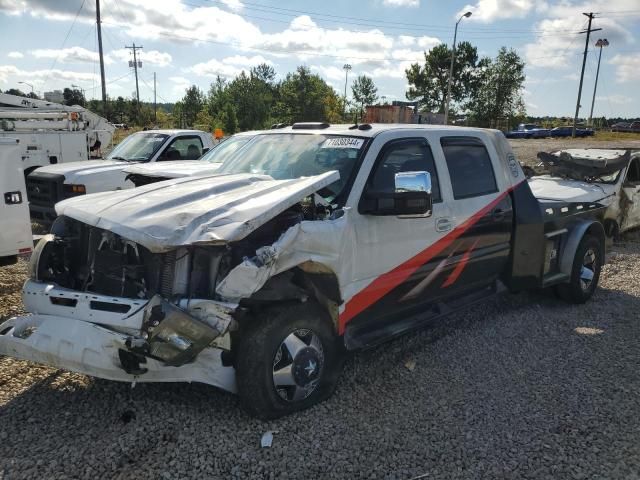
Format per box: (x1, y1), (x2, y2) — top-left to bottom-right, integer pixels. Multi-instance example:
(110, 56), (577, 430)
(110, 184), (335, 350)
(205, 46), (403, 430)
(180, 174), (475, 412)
(611, 121), (640, 133)
(0, 123), (606, 418)
(549, 126), (595, 138)
(0, 137), (32, 266)
(504, 123), (550, 139)
(124, 131), (257, 187)
(26, 129), (215, 223)
(531, 148), (640, 238)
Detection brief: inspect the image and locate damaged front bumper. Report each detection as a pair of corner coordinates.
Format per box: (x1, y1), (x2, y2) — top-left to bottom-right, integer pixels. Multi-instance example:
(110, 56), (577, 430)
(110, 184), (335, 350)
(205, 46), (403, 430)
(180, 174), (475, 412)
(0, 280), (238, 393)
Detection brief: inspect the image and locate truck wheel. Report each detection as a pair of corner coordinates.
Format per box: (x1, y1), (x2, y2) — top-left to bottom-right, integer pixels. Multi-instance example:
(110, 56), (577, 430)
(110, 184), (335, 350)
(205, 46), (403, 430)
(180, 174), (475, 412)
(235, 301), (344, 419)
(556, 234), (603, 304)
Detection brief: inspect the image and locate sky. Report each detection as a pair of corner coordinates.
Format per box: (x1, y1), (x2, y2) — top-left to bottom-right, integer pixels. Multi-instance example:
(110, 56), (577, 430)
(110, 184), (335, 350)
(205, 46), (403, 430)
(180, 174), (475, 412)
(0, 0), (638, 118)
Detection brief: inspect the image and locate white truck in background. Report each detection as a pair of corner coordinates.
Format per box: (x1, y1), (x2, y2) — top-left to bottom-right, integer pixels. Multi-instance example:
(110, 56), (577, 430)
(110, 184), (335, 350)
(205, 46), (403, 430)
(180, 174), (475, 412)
(26, 129), (215, 223)
(0, 138), (33, 266)
(0, 93), (115, 176)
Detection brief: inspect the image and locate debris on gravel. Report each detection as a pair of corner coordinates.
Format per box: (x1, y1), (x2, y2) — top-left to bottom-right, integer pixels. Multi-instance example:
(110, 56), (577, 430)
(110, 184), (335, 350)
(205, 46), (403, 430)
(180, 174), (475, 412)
(2, 235), (640, 479)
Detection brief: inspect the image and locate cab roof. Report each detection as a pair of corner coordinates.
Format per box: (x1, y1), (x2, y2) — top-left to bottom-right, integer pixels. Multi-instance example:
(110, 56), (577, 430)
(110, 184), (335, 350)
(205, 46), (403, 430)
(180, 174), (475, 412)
(259, 123), (499, 138)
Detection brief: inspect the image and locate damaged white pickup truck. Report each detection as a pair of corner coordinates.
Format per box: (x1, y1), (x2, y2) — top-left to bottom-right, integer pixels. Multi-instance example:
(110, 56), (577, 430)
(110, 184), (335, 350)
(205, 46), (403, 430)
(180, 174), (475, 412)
(0, 123), (607, 418)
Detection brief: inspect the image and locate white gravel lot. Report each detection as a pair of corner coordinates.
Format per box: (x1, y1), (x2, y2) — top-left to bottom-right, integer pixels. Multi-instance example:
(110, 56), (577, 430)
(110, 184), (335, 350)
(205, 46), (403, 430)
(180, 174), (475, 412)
(2, 139), (640, 479)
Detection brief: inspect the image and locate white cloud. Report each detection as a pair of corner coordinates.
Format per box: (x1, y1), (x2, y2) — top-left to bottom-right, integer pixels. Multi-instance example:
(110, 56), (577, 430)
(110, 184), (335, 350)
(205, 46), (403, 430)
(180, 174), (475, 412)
(110, 49), (173, 67)
(458, 0), (535, 22)
(7, 51), (23, 59)
(596, 94), (632, 104)
(0, 64), (98, 84)
(30, 46), (107, 64)
(310, 65), (347, 82)
(383, 0), (420, 7)
(189, 55), (272, 78)
(220, 0), (243, 12)
(609, 53), (640, 83)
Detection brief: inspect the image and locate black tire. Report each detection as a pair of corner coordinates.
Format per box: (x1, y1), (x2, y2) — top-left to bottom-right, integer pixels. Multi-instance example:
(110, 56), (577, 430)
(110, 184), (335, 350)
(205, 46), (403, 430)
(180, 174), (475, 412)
(555, 234), (603, 304)
(235, 301), (344, 419)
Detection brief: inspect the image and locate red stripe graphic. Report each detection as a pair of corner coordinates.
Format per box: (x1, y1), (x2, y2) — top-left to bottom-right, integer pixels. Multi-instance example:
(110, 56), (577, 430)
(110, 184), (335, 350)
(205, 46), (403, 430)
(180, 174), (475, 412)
(441, 239), (479, 288)
(338, 184), (520, 334)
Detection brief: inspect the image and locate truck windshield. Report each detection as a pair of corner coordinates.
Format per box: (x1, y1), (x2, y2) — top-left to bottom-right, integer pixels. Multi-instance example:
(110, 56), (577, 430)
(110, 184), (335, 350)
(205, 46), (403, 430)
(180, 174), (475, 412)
(217, 133), (366, 199)
(201, 135), (253, 164)
(107, 133), (169, 162)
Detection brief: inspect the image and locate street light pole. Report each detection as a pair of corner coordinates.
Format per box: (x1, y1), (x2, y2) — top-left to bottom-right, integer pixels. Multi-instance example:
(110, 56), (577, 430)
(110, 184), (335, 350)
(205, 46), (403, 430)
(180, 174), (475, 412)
(588, 38), (609, 127)
(444, 11), (471, 125)
(18, 81), (34, 95)
(343, 64), (352, 119)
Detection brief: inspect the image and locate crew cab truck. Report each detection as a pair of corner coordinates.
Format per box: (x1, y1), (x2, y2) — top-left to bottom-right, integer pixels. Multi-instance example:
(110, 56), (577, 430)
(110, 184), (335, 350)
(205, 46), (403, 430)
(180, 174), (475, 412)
(26, 129), (214, 222)
(0, 124), (606, 418)
(0, 137), (32, 265)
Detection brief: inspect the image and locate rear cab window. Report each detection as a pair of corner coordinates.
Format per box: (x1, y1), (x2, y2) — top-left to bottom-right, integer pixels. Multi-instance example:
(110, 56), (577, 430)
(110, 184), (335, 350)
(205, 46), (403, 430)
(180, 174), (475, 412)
(440, 136), (498, 200)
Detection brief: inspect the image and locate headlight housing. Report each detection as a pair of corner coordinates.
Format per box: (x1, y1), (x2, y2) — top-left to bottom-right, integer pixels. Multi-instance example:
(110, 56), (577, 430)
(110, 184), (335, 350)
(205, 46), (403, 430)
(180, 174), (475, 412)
(28, 234), (55, 281)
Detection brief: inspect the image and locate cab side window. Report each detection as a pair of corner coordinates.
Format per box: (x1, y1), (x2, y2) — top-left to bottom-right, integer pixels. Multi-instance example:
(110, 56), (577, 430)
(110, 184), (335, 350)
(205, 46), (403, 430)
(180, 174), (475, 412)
(368, 139), (441, 202)
(441, 136), (497, 199)
(625, 158), (640, 184)
(158, 136), (203, 161)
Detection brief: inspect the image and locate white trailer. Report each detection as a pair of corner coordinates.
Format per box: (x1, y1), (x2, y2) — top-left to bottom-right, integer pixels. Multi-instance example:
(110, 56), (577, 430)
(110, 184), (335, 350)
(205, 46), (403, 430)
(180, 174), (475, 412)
(0, 93), (115, 175)
(0, 137), (32, 265)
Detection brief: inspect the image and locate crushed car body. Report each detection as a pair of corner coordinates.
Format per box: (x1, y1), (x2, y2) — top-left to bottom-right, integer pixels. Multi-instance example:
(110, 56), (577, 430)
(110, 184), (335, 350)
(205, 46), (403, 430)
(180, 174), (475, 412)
(529, 149), (640, 237)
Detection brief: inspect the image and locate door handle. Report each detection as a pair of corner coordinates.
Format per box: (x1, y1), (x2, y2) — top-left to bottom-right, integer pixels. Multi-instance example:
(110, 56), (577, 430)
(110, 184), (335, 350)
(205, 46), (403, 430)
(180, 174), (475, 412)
(491, 208), (505, 221)
(436, 217), (452, 232)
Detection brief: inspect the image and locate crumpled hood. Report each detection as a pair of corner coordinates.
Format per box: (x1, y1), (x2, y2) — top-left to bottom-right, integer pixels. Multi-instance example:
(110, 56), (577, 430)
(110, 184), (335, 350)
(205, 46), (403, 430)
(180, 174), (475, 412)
(34, 159), (130, 183)
(123, 161), (221, 179)
(528, 176), (615, 204)
(56, 170), (340, 252)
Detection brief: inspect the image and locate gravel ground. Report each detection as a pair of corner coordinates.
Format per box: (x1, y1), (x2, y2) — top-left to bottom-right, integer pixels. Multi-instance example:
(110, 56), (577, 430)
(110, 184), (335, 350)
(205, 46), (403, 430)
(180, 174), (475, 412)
(2, 139), (640, 479)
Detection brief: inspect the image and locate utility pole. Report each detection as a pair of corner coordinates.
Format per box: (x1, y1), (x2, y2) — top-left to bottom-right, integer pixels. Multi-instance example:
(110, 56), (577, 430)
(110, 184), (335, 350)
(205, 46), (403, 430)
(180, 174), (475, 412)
(343, 64), (352, 119)
(125, 43), (143, 122)
(153, 72), (157, 124)
(588, 38), (609, 126)
(125, 43), (143, 105)
(96, 0), (107, 115)
(572, 13), (601, 137)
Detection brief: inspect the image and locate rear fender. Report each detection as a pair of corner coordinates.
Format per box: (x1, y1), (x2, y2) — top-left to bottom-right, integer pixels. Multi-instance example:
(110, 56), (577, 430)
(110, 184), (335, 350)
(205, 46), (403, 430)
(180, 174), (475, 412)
(559, 221), (605, 275)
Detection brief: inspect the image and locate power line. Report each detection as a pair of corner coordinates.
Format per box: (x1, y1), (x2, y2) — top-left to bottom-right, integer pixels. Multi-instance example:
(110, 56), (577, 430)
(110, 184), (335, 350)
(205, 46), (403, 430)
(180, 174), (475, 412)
(42, 0), (87, 88)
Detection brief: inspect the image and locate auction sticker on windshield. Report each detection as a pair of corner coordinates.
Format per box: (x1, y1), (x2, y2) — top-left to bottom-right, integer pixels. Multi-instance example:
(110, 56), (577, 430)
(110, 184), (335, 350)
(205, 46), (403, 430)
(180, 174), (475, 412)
(321, 138), (364, 149)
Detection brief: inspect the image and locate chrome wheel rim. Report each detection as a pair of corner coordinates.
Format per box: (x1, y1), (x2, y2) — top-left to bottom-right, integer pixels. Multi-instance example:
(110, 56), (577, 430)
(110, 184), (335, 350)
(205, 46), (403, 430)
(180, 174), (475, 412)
(580, 248), (597, 292)
(272, 329), (324, 402)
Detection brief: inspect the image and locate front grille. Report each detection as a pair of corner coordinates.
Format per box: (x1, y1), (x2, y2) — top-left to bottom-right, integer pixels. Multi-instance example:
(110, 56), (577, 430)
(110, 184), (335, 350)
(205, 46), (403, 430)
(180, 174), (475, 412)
(159, 250), (177, 297)
(26, 173), (64, 207)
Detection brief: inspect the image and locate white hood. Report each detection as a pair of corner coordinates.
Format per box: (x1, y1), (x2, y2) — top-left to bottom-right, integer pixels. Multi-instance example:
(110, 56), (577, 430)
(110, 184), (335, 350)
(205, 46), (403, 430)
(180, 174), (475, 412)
(528, 175), (616, 204)
(123, 161), (221, 179)
(34, 159), (131, 184)
(55, 170), (340, 253)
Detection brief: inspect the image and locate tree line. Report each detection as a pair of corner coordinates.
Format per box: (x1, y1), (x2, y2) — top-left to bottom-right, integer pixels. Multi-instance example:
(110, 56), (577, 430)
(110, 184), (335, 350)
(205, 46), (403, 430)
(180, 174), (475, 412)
(3, 43), (530, 131)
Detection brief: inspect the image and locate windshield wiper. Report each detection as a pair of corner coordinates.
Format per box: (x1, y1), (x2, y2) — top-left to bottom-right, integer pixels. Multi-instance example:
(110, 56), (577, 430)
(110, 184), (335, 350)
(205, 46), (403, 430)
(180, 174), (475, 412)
(111, 156), (128, 161)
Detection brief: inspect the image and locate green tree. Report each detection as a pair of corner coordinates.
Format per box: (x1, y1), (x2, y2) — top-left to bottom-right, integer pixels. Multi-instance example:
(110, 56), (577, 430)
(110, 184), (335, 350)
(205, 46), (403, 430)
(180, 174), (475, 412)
(223, 102), (238, 134)
(274, 66), (339, 124)
(63, 87), (86, 106)
(405, 41), (480, 113)
(180, 85), (205, 127)
(467, 47), (526, 128)
(351, 75), (378, 109)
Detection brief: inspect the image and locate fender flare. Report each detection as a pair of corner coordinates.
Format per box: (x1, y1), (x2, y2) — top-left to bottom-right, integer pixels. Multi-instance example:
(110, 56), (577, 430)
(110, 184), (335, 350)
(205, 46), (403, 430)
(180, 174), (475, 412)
(559, 220), (605, 276)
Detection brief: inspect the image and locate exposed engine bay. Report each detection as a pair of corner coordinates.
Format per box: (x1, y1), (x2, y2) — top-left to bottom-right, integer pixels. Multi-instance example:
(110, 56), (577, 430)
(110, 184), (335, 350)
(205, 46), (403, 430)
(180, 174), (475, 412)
(34, 194), (332, 302)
